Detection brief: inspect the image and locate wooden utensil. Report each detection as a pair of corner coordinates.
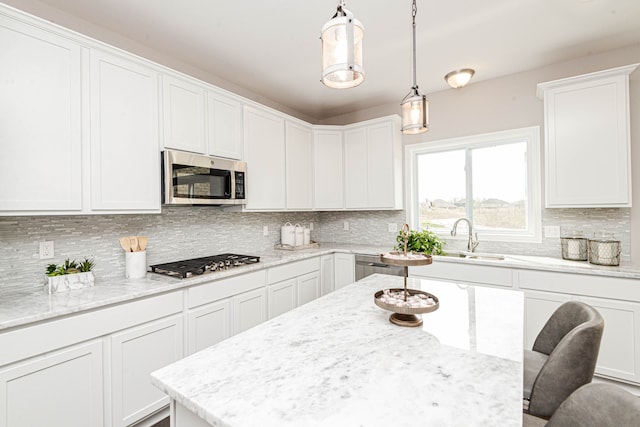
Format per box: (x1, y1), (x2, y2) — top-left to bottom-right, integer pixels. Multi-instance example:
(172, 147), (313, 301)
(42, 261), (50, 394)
(137, 236), (148, 251)
(129, 236), (138, 252)
(119, 237), (131, 252)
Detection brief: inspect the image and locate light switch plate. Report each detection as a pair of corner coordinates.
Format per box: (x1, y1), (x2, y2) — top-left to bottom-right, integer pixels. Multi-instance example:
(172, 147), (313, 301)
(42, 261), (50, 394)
(263, 226), (269, 236)
(388, 223), (398, 233)
(544, 225), (561, 238)
(309, 222), (314, 231)
(343, 221), (349, 231)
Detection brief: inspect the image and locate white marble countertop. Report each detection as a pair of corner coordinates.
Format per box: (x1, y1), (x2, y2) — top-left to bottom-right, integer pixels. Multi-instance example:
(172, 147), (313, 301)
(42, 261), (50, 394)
(0, 242), (639, 332)
(151, 274), (524, 427)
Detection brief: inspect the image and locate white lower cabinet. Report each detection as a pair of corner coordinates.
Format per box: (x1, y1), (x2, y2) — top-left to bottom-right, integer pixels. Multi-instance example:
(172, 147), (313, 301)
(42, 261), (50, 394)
(523, 290), (572, 349)
(267, 257), (321, 318)
(111, 314), (184, 427)
(187, 299), (231, 355)
(334, 253), (355, 290)
(233, 288), (267, 334)
(320, 254), (335, 296)
(0, 340), (104, 427)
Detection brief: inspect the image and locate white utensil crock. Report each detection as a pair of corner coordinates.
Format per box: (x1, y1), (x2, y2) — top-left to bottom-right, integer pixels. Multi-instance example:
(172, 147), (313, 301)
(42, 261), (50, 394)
(125, 251), (147, 279)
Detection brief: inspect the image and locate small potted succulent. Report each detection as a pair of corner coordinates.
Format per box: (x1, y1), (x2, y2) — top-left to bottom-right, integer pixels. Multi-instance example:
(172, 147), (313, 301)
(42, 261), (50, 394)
(45, 257), (95, 294)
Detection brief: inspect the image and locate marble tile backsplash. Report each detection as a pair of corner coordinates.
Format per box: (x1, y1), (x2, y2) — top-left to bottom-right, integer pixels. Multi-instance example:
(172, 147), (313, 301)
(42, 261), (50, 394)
(0, 206), (631, 291)
(0, 208), (318, 290)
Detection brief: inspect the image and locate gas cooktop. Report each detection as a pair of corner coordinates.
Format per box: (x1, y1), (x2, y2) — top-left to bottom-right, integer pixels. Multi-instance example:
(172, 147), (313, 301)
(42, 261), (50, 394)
(149, 253), (260, 279)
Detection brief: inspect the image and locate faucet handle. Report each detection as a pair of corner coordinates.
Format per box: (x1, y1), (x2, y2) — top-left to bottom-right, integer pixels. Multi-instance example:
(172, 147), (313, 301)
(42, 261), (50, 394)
(472, 232), (480, 250)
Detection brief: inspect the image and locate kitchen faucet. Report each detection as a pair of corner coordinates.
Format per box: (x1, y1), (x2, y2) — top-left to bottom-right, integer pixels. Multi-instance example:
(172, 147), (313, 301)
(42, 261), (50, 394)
(450, 217), (480, 252)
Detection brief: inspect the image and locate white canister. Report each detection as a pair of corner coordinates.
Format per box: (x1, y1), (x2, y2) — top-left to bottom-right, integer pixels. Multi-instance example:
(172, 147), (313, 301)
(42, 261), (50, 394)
(303, 227), (311, 245)
(125, 251), (147, 279)
(281, 222), (295, 246)
(294, 224), (304, 246)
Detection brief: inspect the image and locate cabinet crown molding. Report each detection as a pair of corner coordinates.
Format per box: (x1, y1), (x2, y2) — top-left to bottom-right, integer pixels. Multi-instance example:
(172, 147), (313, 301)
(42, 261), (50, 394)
(536, 63), (639, 99)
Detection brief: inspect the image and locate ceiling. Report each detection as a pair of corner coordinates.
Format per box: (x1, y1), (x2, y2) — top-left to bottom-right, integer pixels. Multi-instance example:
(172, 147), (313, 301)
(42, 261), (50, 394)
(27, 0), (640, 121)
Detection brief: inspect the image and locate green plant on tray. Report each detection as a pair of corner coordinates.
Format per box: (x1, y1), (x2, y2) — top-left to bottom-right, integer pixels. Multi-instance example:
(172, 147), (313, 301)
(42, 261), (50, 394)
(46, 257), (95, 276)
(395, 228), (446, 255)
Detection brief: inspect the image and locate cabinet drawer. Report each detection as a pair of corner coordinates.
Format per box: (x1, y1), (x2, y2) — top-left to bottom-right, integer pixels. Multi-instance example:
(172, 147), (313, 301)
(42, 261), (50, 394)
(410, 262), (512, 287)
(517, 270), (640, 302)
(0, 291), (182, 367)
(188, 270), (266, 309)
(267, 257), (320, 284)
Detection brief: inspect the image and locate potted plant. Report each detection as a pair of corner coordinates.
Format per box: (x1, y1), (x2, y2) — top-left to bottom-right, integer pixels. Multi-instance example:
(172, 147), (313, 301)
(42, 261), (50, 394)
(395, 228), (446, 255)
(45, 257), (95, 294)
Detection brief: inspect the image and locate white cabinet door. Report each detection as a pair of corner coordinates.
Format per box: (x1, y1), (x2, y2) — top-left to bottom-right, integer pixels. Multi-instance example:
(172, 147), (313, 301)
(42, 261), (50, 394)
(233, 287), (267, 334)
(579, 295), (640, 383)
(313, 129), (344, 209)
(187, 299), (231, 354)
(0, 18), (82, 212)
(320, 254), (335, 296)
(343, 117), (402, 209)
(111, 315), (184, 427)
(243, 106), (286, 210)
(267, 278), (297, 319)
(538, 65), (636, 207)
(89, 50), (160, 212)
(367, 121), (398, 208)
(0, 340), (103, 427)
(207, 91), (243, 159)
(162, 74), (206, 154)
(297, 271), (320, 306)
(334, 253), (355, 290)
(344, 127), (368, 209)
(285, 121), (314, 210)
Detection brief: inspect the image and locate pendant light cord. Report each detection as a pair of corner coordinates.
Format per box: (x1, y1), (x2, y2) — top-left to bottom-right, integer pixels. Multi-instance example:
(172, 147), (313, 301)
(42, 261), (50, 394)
(411, 0), (418, 89)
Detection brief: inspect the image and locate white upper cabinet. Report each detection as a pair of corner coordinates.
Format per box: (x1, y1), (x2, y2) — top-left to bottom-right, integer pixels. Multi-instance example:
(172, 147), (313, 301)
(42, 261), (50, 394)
(162, 74), (206, 154)
(537, 64), (638, 208)
(89, 50), (160, 212)
(243, 106), (286, 210)
(207, 91), (243, 159)
(343, 115), (403, 210)
(285, 121), (313, 210)
(313, 128), (344, 209)
(0, 17), (82, 213)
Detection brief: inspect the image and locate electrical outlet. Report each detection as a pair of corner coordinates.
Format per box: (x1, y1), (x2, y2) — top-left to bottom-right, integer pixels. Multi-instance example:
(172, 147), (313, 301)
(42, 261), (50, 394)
(263, 226), (269, 236)
(39, 241), (54, 259)
(388, 223), (398, 233)
(309, 222), (314, 231)
(544, 225), (561, 238)
(343, 221), (349, 231)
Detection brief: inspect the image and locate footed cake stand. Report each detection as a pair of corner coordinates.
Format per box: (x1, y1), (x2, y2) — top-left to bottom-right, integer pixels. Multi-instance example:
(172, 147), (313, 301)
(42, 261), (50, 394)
(374, 225), (438, 327)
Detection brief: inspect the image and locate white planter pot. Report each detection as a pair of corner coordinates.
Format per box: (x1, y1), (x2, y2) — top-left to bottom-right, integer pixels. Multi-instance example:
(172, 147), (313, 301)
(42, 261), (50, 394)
(45, 272), (95, 294)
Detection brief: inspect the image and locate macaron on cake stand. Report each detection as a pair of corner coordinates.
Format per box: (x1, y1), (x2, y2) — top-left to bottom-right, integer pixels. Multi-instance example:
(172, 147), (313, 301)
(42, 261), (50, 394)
(374, 224), (439, 327)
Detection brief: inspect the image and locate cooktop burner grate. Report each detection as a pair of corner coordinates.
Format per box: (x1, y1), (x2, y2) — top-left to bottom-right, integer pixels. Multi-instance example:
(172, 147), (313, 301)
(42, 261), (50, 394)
(149, 253), (260, 278)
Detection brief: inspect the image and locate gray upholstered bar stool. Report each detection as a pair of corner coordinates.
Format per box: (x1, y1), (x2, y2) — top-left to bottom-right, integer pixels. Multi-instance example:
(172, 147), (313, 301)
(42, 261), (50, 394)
(524, 382), (640, 427)
(523, 301), (604, 419)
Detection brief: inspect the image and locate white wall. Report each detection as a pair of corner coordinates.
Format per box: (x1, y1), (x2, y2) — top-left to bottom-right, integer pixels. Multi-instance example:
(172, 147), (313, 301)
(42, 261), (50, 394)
(321, 43), (640, 264)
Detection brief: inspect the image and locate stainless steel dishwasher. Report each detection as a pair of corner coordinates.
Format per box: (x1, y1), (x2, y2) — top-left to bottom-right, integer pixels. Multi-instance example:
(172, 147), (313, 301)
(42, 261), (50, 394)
(355, 254), (404, 280)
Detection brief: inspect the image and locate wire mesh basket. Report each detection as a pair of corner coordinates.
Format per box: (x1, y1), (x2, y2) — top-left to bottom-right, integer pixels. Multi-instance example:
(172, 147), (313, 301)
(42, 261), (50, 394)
(588, 238), (621, 266)
(561, 237), (588, 261)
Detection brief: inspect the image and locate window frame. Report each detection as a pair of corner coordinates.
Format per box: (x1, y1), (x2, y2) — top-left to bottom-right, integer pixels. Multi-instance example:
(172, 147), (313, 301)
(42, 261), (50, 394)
(405, 126), (542, 243)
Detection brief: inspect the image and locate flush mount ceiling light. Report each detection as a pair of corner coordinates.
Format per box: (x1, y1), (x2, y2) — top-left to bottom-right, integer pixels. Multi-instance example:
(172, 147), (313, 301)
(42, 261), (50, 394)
(444, 68), (475, 88)
(320, 0), (365, 89)
(401, 0), (429, 134)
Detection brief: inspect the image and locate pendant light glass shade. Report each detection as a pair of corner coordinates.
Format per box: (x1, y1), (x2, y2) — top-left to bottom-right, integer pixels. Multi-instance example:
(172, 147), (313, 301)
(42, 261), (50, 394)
(401, 88), (429, 134)
(321, 1), (365, 89)
(401, 0), (429, 134)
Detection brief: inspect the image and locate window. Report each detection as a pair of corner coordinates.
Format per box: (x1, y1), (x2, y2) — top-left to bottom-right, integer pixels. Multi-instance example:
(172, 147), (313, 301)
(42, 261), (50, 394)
(406, 126), (541, 242)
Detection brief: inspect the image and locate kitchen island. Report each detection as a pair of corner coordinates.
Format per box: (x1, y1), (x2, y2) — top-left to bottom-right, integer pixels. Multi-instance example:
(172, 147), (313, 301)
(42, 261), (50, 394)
(151, 274), (524, 426)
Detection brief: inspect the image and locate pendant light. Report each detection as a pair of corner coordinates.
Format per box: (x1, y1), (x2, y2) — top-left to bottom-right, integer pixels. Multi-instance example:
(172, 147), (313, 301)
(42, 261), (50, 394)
(321, 0), (365, 89)
(401, 0), (429, 134)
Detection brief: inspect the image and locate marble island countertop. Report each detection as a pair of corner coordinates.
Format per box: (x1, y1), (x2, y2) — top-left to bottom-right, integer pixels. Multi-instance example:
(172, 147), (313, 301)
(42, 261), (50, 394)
(151, 274), (524, 427)
(0, 242), (639, 332)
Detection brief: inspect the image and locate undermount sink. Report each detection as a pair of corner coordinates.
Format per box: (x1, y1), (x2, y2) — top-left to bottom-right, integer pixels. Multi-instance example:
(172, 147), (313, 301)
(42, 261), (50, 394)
(438, 251), (506, 261)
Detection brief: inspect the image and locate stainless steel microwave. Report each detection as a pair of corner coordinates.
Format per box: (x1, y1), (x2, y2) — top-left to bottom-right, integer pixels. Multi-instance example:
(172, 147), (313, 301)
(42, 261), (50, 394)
(162, 150), (246, 205)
